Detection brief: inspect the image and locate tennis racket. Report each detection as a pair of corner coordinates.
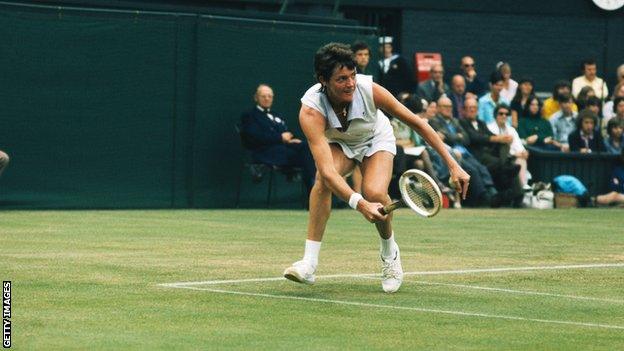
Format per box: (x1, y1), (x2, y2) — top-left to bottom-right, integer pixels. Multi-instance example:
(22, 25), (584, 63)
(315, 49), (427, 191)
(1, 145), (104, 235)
(379, 169), (442, 217)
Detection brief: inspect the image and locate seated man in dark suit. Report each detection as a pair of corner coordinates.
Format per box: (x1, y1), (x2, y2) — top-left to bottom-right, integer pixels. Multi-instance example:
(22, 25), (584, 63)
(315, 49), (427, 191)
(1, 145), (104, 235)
(240, 84), (316, 193)
(429, 96), (498, 207)
(416, 63), (449, 103)
(568, 109), (606, 153)
(459, 101), (523, 206)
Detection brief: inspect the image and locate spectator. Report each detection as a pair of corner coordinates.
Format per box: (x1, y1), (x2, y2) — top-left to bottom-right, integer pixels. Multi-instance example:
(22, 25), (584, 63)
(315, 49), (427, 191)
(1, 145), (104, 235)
(618, 64), (624, 84)
(487, 105), (530, 187)
(422, 100), (438, 121)
(604, 118), (624, 155)
(596, 149), (624, 206)
(550, 92), (578, 152)
(0, 150), (9, 178)
(460, 56), (487, 97)
(430, 96), (470, 151)
(584, 96), (602, 119)
(510, 78), (535, 128)
(572, 58), (608, 100)
(417, 63), (449, 103)
(542, 80), (578, 120)
(448, 74), (467, 119)
(602, 81), (624, 123)
(349, 41), (374, 193)
(602, 97), (624, 137)
(429, 96), (498, 207)
(377, 36), (414, 97)
(568, 109), (605, 153)
(497, 62), (518, 102)
(461, 102), (523, 206)
(478, 71), (510, 125)
(517, 96), (559, 151)
(240, 84), (316, 193)
(352, 41), (375, 77)
(575, 86), (596, 111)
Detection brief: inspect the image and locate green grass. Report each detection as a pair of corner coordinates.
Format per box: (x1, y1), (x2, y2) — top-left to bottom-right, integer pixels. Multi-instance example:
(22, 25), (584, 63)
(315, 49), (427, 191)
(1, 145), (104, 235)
(2, 209), (623, 350)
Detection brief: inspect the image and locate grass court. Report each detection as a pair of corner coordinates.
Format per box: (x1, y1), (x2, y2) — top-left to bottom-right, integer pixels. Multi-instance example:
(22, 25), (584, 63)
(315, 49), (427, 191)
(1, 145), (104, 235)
(2, 209), (623, 350)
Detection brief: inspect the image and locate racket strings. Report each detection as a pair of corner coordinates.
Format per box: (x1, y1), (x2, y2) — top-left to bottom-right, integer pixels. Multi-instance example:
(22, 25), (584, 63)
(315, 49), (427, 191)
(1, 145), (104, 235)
(404, 175), (440, 212)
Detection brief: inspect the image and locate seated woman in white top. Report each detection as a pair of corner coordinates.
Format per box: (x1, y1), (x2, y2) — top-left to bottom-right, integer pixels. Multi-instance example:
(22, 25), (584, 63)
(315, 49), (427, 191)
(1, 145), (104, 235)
(283, 43), (469, 293)
(487, 111), (530, 187)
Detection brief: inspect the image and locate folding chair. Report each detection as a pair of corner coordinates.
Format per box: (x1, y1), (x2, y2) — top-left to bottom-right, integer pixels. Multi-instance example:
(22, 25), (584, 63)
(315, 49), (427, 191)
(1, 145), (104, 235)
(234, 124), (305, 208)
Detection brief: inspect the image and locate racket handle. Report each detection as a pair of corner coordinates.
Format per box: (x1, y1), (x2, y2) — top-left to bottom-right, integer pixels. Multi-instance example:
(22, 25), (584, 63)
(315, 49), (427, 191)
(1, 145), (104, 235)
(379, 200), (403, 215)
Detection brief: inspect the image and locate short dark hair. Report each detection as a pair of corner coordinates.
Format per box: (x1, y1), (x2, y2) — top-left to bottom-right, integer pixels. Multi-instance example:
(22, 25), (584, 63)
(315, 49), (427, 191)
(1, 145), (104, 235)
(314, 42), (356, 84)
(585, 96), (601, 108)
(614, 97), (624, 113)
(552, 80), (572, 99)
(494, 103), (511, 117)
(351, 41), (370, 54)
(558, 92), (573, 103)
(489, 71), (504, 85)
(581, 58), (596, 70)
(607, 118), (623, 136)
(402, 94), (424, 114)
(576, 109), (598, 129)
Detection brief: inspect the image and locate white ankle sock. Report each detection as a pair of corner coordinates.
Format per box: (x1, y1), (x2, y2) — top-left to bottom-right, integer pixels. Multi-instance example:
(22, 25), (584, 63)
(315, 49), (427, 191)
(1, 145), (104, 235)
(303, 239), (321, 267)
(380, 233), (397, 260)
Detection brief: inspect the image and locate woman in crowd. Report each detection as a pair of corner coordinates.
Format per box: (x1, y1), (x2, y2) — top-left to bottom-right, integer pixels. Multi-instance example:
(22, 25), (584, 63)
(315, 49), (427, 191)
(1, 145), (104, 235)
(498, 62), (518, 103)
(575, 86), (596, 111)
(604, 119), (624, 155)
(517, 96), (559, 151)
(487, 106), (530, 187)
(510, 78), (534, 128)
(601, 82), (624, 134)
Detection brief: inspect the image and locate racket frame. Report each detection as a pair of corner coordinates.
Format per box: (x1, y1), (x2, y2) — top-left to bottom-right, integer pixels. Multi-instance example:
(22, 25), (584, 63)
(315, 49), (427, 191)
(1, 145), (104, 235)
(380, 169), (442, 217)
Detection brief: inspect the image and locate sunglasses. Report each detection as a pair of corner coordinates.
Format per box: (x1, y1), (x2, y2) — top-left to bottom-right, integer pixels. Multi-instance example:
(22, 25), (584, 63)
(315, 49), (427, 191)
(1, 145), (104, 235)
(462, 63), (475, 67)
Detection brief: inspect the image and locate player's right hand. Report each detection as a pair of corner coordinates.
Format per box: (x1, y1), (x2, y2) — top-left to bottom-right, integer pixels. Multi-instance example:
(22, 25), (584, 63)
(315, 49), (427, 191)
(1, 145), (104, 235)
(357, 200), (387, 223)
(281, 132), (294, 143)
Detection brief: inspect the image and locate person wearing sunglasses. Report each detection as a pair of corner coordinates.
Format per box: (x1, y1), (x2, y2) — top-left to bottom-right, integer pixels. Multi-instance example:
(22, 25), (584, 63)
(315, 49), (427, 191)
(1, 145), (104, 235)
(460, 56), (487, 97)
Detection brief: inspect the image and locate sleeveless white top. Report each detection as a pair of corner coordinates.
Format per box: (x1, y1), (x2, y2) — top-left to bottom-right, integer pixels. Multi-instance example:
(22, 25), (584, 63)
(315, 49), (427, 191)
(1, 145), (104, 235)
(300, 74), (395, 161)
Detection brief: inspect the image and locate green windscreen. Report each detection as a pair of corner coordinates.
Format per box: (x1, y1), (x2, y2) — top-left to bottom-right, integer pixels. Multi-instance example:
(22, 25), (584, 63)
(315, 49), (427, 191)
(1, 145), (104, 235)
(0, 3), (376, 208)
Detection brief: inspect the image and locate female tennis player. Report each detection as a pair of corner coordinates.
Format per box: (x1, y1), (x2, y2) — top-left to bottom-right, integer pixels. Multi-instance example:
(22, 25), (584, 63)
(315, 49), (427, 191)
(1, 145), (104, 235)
(284, 43), (470, 293)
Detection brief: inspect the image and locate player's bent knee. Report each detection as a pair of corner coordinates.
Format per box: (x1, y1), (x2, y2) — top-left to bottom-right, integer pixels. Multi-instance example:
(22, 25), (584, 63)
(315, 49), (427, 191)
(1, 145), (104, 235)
(362, 187), (389, 203)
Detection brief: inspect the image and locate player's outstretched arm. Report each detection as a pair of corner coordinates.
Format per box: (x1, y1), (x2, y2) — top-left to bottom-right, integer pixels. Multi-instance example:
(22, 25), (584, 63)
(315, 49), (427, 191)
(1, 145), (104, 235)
(371, 83), (470, 198)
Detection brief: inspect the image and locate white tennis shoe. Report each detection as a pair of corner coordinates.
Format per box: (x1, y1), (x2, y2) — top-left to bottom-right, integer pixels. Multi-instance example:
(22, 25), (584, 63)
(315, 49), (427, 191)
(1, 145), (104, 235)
(381, 247), (403, 293)
(283, 260), (316, 285)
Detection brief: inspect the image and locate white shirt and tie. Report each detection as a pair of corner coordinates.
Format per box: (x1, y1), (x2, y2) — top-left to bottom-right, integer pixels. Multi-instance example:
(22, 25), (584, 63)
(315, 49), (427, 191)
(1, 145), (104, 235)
(256, 105), (283, 124)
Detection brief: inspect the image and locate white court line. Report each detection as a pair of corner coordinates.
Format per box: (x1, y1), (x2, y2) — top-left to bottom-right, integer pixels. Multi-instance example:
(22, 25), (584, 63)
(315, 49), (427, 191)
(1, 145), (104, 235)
(159, 262), (624, 287)
(356, 277), (624, 304)
(167, 285), (624, 331)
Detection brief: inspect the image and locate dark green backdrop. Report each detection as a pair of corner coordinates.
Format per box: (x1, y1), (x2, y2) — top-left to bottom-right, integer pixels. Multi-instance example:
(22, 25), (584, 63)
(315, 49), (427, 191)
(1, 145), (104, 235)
(0, 3), (376, 208)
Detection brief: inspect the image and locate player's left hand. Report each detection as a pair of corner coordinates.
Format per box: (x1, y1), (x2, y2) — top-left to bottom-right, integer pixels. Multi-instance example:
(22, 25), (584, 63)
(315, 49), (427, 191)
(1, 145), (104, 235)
(449, 166), (470, 200)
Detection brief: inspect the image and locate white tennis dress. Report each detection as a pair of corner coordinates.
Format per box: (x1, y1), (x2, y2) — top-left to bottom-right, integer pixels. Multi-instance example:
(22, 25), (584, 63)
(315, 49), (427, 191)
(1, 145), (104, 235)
(300, 74), (396, 162)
